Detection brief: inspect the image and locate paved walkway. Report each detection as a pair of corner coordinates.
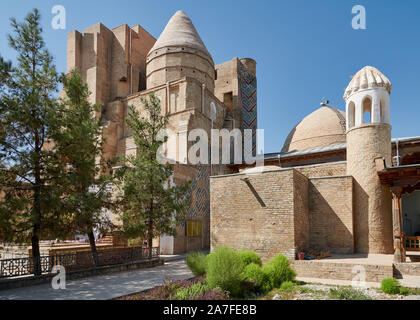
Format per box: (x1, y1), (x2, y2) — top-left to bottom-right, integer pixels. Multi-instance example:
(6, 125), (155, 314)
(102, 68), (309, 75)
(0, 260), (192, 300)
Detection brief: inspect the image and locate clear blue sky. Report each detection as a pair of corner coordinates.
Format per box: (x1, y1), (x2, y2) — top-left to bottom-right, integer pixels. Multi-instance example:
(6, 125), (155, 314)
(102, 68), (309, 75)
(1, 0), (419, 153)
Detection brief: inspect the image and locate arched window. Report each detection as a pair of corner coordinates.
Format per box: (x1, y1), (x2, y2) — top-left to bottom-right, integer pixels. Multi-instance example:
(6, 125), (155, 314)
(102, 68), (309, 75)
(348, 101), (355, 129)
(362, 96), (372, 123)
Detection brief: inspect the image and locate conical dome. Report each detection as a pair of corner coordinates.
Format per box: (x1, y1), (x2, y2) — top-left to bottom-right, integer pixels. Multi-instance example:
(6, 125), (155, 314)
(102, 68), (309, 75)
(147, 10), (213, 64)
(146, 10), (215, 91)
(344, 66), (391, 100)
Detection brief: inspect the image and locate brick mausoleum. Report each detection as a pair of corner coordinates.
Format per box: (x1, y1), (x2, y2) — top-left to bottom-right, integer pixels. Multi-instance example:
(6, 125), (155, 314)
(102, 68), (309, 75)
(2, 10), (420, 284)
(67, 10), (420, 264)
(64, 11), (257, 254)
(211, 66), (420, 268)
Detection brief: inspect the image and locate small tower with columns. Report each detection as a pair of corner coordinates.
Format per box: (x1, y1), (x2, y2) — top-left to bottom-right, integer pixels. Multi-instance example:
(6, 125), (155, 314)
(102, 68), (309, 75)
(344, 66), (394, 254)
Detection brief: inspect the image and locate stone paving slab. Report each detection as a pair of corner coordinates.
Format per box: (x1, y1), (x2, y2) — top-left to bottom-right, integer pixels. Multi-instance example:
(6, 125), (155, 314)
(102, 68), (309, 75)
(0, 260), (193, 300)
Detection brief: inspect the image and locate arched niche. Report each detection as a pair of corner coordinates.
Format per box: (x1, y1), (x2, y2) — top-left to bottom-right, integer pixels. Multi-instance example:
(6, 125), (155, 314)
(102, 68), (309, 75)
(362, 95), (372, 124)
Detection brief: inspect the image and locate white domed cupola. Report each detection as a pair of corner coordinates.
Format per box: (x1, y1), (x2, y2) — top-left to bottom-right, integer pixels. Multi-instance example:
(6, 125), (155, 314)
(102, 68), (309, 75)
(343, 66), (391, 130)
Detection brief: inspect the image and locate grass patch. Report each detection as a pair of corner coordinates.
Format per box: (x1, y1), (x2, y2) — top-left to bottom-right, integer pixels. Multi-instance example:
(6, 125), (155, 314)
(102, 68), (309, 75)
(185, 251), (207, 276)
(328, 287), (371, 300)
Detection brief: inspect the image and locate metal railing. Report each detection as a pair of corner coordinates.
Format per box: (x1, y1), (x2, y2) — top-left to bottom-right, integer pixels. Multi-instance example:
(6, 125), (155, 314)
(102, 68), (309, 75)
(0, 247), (159, 278)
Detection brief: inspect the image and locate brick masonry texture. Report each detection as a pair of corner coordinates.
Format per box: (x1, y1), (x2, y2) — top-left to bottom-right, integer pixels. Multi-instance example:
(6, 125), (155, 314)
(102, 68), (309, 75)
(295, 162), (347, 178)
(211, 169), (299, 261)
(309, 176), (354, 254)
(347, 124), (393, 254)
(210, 165), (356, 260)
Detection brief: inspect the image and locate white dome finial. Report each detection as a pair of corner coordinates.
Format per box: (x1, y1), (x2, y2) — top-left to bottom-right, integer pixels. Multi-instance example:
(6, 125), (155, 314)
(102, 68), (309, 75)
(344, 66), (391, 101)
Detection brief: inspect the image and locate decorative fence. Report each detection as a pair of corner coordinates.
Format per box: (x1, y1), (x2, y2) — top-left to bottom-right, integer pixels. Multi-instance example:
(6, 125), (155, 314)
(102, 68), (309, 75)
(0, 247), (159, 278)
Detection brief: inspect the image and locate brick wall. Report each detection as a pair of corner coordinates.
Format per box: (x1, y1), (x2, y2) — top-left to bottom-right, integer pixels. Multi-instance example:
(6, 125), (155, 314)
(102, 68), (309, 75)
(211, 169), (303, 261)
(295, 162), (347, 178)
(293, 171), (309, 252)
(308, 176), (354, 254)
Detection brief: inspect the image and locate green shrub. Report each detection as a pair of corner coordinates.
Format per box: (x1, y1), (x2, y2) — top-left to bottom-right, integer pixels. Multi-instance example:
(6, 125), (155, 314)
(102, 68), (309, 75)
(242, 262), (266, 293)
(175, 282), (209, 300)
(399, 286), (410, 296)
(205, 252), (213, 267)
(279, 281), (296, 292)
(262, 254), (296, 288)
(242, 262), (272, 292)
(243, 263), (264, 284)
(206, 247), (244, 297)
(186, 252), (207, 276)
(381, 278), (400, 294)
(328, 287), (371, 300)
(238, 250), (262, 266)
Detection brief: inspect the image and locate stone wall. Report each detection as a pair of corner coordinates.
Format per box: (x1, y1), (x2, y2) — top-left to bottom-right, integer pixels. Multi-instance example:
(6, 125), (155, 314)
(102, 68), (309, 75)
(211, 169), (306, 261)
(308, 176), (354, 254)
(394, 262), (420, 277)
(0, 243), (30, 259)
(293, 260), (393, 282)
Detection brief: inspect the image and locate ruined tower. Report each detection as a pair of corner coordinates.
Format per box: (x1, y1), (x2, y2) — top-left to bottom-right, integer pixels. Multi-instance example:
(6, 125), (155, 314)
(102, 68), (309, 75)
(344, 66), (393, 254)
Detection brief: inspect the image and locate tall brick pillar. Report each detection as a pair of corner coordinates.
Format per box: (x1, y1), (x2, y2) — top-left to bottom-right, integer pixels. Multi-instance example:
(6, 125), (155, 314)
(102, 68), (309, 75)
(344, 66), (393, 254)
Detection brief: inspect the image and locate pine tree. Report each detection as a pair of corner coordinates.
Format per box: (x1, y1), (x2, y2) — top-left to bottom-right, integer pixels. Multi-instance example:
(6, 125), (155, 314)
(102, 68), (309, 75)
(0, 9), (61, 275)
(116, 93), (190, 259)
(0, 56), (12, 86)
(51, 69), (115, 258)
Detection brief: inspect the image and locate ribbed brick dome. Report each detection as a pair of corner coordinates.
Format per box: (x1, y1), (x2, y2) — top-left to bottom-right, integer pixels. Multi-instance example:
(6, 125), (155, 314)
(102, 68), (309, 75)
(281, 107), (346, 152)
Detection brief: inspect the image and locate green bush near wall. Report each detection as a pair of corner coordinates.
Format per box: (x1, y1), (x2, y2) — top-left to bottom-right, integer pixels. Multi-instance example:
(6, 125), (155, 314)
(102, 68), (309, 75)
(238, 250), (262, 267)
(262, 254), (296, 289)
(185, 251), (207, 276)
(206, 247), (245, 297)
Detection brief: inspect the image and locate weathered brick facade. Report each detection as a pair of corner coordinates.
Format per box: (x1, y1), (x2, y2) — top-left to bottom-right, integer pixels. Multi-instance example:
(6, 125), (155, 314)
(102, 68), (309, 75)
(295, 161), (347, 178)
(211, 169), (303, 260)
(210, 164), (357, 260)
(308, 176), (354, 253)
